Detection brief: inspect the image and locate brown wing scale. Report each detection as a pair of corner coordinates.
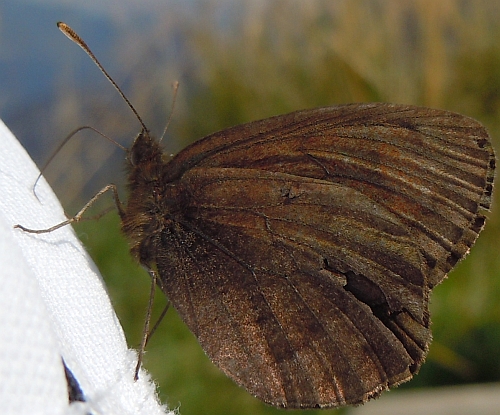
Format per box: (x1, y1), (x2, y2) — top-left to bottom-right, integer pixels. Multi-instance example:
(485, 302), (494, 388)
(121, 103), (495, 408)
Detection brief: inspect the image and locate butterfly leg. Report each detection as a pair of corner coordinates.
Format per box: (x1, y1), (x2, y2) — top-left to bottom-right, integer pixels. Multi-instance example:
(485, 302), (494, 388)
(134, 266), (171, 380)
(15, 184), (123, 233)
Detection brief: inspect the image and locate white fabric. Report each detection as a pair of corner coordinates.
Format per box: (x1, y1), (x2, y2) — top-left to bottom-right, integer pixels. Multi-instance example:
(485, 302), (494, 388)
(0, 119), (169, 415)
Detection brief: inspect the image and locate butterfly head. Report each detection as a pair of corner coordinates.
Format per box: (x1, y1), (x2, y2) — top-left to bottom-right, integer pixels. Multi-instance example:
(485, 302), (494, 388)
(127, 129), (162, 166)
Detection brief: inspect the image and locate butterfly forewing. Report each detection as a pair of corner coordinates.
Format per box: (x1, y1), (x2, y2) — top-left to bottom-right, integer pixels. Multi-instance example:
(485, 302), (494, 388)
(123, 103), (495, 408)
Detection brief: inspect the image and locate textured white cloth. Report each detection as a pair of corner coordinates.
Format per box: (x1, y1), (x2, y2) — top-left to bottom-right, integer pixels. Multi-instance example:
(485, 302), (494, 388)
(0, 119), (169, 415)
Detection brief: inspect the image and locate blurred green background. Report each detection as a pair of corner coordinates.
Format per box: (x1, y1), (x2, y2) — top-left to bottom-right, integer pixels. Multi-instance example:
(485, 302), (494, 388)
(4, 1), (500, 414)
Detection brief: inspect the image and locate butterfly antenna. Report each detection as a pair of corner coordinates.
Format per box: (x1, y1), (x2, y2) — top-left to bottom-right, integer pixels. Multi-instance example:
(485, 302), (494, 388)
(159, 81), (179, 142)
(57, 22), (149, 133)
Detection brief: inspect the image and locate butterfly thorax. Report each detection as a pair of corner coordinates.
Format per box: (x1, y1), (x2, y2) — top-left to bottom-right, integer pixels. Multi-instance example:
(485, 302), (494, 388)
(121, 130), (172, 268)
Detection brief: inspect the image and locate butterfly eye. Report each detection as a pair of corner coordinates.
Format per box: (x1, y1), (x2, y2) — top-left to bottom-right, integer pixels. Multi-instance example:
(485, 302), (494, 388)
(129, 146), (140, 167)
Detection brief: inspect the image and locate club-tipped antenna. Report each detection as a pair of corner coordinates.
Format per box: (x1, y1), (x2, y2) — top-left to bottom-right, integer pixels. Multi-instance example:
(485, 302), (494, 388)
(57, 22), (148, 133)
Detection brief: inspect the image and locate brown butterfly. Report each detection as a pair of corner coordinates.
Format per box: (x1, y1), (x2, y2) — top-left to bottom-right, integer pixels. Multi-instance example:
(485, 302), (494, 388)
(18, 23), (495, 409)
